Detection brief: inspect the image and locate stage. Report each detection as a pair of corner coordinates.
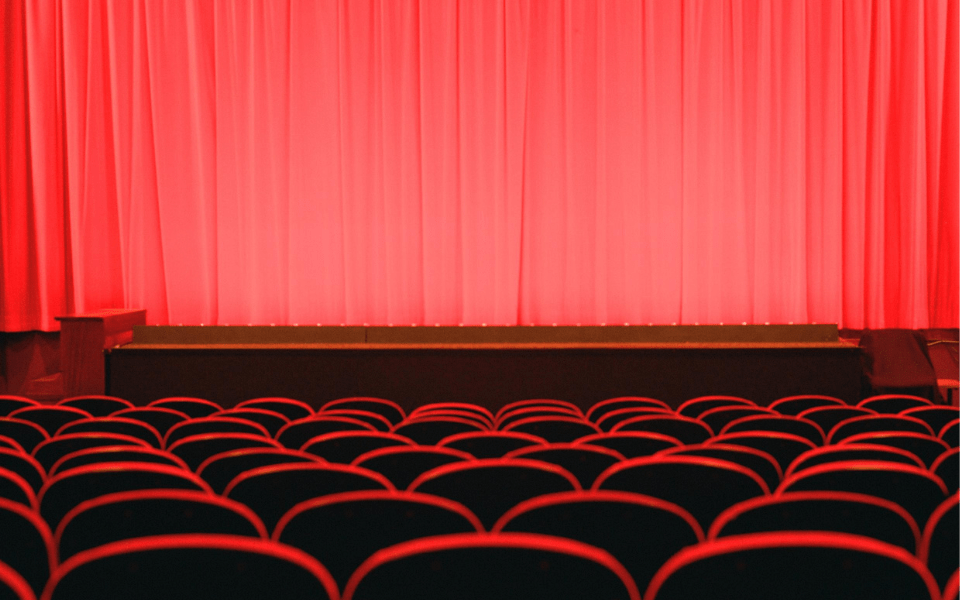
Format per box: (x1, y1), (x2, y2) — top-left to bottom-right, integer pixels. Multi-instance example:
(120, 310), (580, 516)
(105, 324), (861, 412)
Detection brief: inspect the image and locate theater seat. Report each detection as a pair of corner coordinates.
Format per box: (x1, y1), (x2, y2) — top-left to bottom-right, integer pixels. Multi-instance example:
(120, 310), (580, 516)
(610, 416), (713, 445)
(408, 402), (495, 425)
(148, 398), (223, 419)
(163, 417), (271, 448)
(300, 431), (414, 463)
(944, 570), (960, 600)
(901, 406), (960, 436)
(0, 559), (35, 600)
(409, 458), (580, 529)
(391, 418), (486, 445)
(167, 433), (282, 471)
(778, 460), (947, 527)
(0, 437), (24, 454)
(0, 397), (40, 418)
(827, 414), (934, 443)
(709, 491), (920, 554)
(224, 463), (393, 532)
(784, 443), (925, 478)
(38, 463), (211, 530)
(496, 407), (583, 430)
(797, 406), (875, 436)
(719, 415), (825, 446)
(317, 410), (394, 432)
(644, 531), (938, 600)
(438, 431), (545, 459)
(698, 407), (777, 435)
(321, 397), (405, 426)
(931, 448), (959, 493)
(940, 419), (959, 448)
(55, 418), (163, 449)
(585, 397), (671, 423)
(236, 397), (314, 421)
(274, 490), (483, 589)
(438, 412), (505, 431)
(352, 446), (473, 490)
(502, 416), (600, 443)
(213, 409), (290, 437)
(677, 396), (755, 418)
(839, 432), (949, 467)
(196, 448), (321, 494)
(594, 456), (768, 531)
(0, 449), (44, 494)
(706, 431), (816, 473)
(595, 408), (675, 432)
(0, 498), (53, 597)
(858, 395), (933, 414)
(768, 395), (846, 416)
(920, 494), (959, 590)
(342, 532), (640, 600)
(32, 434), (149, 473)
(407, 408), (494, 430)
(0, 469), (36, 511)
(277, 417), (377, 450)
(0, 420), (48, 455)
(48, 446), (188, 478)
(57, 396), (133, 418)
(111, 408), (190, 438)
(575, 432), (682, 459)
(8, 408), (91, 438)
(55, 489), (268, 561)
(494, 490), (702, 593)
(657, 443), (781, 494)
(408, 402), (495, 424)
(43, 534), (338, 600)
(503, 444), (624, 488)
(495, 400), (583, 422)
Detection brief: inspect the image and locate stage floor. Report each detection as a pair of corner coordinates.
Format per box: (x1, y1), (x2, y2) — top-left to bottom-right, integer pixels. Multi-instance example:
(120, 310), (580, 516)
(106, 325), (861, 412)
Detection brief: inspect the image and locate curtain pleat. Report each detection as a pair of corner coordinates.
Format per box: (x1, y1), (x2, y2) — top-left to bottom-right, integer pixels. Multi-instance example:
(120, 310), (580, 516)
(2, 0), (956, 331)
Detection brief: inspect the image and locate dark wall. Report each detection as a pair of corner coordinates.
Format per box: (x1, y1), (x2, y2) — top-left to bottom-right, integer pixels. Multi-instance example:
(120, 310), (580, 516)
(0, 331), (60, 397)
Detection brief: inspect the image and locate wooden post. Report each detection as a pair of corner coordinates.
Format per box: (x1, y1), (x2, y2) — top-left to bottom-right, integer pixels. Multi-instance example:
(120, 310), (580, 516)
(55, 309), (146, 397)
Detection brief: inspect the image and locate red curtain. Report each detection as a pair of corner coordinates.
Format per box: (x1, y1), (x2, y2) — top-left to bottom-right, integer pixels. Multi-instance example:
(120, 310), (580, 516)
(2, 0), (957, 331)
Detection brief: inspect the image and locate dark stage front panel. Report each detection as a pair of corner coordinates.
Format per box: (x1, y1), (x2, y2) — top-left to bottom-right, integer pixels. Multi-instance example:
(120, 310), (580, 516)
(107, 326), (859, 412)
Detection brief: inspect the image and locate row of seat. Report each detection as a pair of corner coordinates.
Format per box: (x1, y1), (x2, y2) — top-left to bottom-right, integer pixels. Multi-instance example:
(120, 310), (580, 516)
(35, 530), (957, 600)
(0, 393), (956, 459)
(25, 476), (959, 599)
(3, 408), (955, 484)
(0, 396), (953, 531)
(0, 394), (956, 453)
(0, 393), (954, 600)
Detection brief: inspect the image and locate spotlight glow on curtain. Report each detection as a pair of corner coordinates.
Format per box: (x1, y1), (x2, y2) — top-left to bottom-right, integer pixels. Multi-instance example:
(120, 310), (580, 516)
(2, 0), (957, 331)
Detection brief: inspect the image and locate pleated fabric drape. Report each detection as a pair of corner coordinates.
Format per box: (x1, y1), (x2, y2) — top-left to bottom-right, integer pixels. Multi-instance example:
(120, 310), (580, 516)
(2, 0), (957, 331)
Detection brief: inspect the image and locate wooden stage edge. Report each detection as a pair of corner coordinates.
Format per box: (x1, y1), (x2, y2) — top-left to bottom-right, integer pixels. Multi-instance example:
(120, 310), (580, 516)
(107, 324), (862, 412)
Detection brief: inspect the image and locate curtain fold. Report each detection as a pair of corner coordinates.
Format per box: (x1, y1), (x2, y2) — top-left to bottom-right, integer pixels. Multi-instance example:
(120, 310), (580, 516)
(2, 0), (957, 331)
(2, 0), (68, 331)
